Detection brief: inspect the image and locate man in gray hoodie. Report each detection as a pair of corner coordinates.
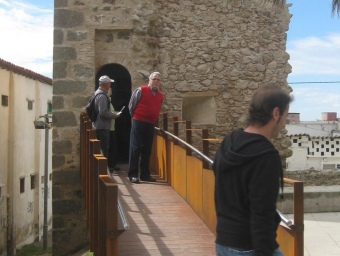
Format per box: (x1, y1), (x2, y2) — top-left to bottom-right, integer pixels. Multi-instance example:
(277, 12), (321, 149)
(92, 75), (121, 159)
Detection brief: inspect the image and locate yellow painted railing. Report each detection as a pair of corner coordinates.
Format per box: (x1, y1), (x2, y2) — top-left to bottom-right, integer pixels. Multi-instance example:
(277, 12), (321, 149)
(150, 113), (304, 256)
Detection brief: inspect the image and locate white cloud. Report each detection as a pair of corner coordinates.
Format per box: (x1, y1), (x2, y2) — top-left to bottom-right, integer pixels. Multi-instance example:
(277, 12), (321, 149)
(290, 85), (340, 121)
(0, 0), (53, 77)
(287, 33), (340, 76)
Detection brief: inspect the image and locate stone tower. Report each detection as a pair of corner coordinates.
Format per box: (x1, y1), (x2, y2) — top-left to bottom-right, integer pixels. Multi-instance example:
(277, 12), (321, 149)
(53, 0), (292, 254)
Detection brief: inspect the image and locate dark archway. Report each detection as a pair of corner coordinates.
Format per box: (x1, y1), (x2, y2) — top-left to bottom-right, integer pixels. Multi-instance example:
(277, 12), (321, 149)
(96, 64), (132, 163)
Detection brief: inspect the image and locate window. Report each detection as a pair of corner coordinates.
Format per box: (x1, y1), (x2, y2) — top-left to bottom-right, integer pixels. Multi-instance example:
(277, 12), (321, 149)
(20, 177), (25, 193)
(27, 100), (33, 110)
(293, 139), (298, 143)
(31, 174), (36, 190)
(182, 96), (216, 124)
(1, 95), (8, 106)
(323, 163), (334, 169)
(47, 101), (52, 113)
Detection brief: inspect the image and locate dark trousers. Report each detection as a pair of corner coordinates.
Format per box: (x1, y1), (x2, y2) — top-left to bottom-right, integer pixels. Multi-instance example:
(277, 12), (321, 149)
(108, 130), (118, 168)
(95, 129), (110, 158)
(128, 120), (155, 179)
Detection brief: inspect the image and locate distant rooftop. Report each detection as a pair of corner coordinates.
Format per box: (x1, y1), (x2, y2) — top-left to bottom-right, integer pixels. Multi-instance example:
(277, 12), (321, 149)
(288, 112), (338, 123)
(0, 58), (52, 85)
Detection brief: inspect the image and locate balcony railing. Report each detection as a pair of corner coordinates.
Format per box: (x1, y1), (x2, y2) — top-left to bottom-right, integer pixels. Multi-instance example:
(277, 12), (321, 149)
(79, 112), (304, 256)
(150, 113), (304, 256)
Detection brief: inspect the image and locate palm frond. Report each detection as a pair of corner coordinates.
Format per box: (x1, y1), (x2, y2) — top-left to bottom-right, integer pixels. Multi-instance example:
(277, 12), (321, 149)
(332, 0), (340, 16)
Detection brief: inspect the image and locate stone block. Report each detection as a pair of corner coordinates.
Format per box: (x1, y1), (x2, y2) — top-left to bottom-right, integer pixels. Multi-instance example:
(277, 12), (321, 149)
(54, 9), (84, 28)
(52, 155), (65, 168)
(53, 199), (82, 215)
(53, 140), (72, 154)
(53, 96), (64, 110)
(53, 47), (77, 61)
(53, 111), (78, 127)
(53, 80), (87, 95)
(53, 62), (67, 79)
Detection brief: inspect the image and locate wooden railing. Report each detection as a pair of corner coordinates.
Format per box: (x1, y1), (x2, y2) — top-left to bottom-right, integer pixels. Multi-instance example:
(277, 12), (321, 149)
(79, 113), (125, 256)
(277, 178), (304, 256)
(79, 111), (304, 255)
(150, 113), (304, 256)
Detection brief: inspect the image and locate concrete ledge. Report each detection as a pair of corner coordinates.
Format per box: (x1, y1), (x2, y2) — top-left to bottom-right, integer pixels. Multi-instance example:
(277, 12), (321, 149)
(277, 186), (340, 213)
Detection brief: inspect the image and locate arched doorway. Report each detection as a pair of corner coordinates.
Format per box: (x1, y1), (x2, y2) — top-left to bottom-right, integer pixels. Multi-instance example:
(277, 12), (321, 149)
(95, 64), (132, 163)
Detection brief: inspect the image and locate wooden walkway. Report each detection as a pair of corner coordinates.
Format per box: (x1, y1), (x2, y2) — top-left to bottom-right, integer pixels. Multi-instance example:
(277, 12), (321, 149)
(109, 163), (216, 256)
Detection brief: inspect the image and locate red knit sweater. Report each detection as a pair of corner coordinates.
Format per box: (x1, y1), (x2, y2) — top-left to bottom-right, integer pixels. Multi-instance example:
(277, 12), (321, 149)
(133, 86), (163, 124)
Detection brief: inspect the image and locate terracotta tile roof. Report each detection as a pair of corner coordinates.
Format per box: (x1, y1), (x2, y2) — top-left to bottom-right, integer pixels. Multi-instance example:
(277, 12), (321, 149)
(0, 58), (52, 85)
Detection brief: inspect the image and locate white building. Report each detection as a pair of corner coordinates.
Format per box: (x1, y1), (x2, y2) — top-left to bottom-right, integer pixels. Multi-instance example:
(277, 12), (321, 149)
(0, 58), (52, 255)
(286, 112), (340, 171)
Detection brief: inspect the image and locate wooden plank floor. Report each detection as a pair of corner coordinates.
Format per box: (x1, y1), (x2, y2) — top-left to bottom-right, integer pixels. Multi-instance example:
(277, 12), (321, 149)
(110, 163), (216, 256)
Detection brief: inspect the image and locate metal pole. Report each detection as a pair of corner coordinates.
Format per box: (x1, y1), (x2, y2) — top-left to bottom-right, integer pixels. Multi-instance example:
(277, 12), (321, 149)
(43, 114), (49, 250)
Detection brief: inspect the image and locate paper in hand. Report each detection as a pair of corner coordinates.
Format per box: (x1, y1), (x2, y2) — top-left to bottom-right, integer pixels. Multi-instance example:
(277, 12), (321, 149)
(118, 106), (125, 115)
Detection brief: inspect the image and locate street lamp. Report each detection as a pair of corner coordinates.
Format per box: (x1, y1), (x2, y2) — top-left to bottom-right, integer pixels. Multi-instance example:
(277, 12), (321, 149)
(33, 114), (52, 250)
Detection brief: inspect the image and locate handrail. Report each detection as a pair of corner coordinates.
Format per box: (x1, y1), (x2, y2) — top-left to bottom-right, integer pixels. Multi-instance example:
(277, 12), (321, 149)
(154, 126), (294, 228)
(154, 127), (213, 164)
(108, 172), (130, 231)
(117, 198), (130, 230)
(276, 209), (292, 226)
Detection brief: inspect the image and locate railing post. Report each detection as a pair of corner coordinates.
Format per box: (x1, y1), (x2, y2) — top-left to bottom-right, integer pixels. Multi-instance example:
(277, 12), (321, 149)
(173, 116), (179, 145)
(98, 175), (121, 256)
(88, 140), (101, 252)
(92, 154), (107, 256)
(186, 121), (192, 155)
(293, 181), (304, 256)
(85, 129), (96, 213)
(80, 113), (86, 179)
(202, 129), (209, 169)
(82, 120), (92, 203)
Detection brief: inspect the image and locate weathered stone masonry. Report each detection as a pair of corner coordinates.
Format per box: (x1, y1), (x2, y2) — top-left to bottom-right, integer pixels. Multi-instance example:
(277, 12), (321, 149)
(53, 0), (292, 254)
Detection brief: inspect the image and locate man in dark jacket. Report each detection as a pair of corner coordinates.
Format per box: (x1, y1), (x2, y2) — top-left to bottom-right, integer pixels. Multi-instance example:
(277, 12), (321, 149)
(212, 85), (293, 256)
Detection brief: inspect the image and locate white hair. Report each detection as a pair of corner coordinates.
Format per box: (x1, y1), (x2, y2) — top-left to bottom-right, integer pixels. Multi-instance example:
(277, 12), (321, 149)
(149, 72), (161, 80)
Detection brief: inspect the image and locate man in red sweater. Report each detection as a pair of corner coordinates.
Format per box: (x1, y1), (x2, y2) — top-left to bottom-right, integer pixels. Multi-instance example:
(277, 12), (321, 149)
(128, 72), (163, 183)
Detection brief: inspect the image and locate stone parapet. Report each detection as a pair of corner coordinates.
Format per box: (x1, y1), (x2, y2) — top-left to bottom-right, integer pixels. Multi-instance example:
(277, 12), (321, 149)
(278, 186), (340, 213)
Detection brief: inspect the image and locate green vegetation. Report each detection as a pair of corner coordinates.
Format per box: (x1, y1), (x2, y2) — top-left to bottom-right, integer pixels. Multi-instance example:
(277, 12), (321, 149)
(16, 244), (52, 256)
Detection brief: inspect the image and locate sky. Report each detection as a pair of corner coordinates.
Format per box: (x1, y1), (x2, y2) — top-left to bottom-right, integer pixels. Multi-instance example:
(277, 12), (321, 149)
(286, 1), (340, 121)
(0, 0), (53, 77)
(0, 0), (339, 121)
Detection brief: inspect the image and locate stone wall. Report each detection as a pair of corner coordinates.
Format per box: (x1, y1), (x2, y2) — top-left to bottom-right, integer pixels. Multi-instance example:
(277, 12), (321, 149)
(53, 0), (292, 254)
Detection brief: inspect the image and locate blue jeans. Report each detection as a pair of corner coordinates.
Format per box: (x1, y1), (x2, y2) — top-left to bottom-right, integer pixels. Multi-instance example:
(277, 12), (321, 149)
(128, 120), (155, 179)
(216, 244), (284, 256)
